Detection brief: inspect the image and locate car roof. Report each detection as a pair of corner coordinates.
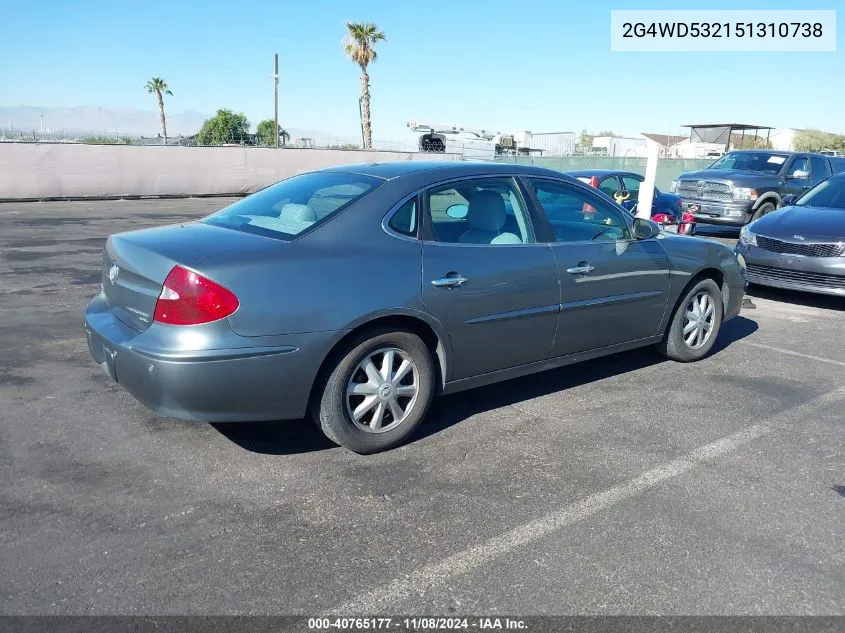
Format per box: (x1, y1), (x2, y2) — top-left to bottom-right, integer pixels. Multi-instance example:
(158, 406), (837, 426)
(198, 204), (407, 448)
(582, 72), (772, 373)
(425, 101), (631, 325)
(319, 160), (568, 181)
(565, 169), (642, 178)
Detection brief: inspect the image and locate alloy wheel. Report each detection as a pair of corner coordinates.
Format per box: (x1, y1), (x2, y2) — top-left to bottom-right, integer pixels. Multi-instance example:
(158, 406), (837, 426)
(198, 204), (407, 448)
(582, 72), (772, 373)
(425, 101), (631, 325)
(683, 291), (716, 349)
(345, 347), (419, 433)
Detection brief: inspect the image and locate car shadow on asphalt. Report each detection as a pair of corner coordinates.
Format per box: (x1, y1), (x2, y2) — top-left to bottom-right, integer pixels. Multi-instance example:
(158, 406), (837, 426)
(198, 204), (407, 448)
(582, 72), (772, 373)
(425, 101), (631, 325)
(413, 315), (758, 445)
(212, 315), (759, 455)
(748, 284), (844, 312)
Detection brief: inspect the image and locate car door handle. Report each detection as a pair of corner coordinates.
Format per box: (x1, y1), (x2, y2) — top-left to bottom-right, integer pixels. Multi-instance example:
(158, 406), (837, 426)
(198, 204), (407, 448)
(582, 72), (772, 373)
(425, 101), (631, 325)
(431, 275), (468, 288)
(566, 264), (595, 275)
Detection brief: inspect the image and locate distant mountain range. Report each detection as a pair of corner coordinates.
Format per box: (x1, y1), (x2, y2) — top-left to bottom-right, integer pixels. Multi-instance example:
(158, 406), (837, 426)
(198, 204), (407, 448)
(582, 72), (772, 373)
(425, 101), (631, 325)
(0, 105), (418, 150)
(0, 106), (214, 136)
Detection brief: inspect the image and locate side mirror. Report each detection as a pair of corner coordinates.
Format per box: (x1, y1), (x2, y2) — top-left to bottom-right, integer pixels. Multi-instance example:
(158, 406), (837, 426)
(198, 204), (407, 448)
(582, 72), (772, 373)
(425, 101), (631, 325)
(788, 169), (810, 179)
(781, 194), (798, 206)
(446, 204), (468, 219)
(633, 217), (659, 240)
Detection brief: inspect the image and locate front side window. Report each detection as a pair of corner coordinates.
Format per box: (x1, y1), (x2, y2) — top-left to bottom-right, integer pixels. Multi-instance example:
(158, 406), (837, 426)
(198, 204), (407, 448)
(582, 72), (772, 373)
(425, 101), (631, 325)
(598, 176), (620, 199)
(787, 156), (810, 177)
(621, 176), (643, 201)
(529, 179), (632, 242)
(204, 172), (383, 240)
(426, 178), (535, 245)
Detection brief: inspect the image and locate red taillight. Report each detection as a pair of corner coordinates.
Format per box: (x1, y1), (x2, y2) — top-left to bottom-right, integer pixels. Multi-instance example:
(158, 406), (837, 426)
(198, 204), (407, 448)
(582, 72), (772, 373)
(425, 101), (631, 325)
(153, 266), (239, 325)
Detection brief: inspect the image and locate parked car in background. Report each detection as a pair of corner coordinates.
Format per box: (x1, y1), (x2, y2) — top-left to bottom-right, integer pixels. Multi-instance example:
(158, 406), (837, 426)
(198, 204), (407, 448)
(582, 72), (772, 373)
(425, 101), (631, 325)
(85, 162), (745, 454)
(566, 169), (694, 233)
(736, 172), (845, 296)
(671, 150), (845, 227)
(820, 150), (843, 157)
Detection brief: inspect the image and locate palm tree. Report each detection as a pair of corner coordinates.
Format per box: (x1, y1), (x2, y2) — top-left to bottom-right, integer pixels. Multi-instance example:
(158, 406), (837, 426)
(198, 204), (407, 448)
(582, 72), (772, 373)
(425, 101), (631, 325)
(280, 127), (290, 146)
(145, 77), (173, 144)
(343, 22), (385, 149)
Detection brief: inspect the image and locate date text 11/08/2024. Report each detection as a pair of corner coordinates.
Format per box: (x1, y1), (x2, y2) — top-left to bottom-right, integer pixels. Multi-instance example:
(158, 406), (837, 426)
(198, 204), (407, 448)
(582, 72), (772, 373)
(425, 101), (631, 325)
(307, 617), (528, 630)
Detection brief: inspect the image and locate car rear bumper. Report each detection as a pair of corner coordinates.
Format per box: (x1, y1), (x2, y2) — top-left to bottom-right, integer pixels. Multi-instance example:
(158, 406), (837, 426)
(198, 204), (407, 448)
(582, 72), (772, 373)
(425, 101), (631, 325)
(678, 198), (752, 226)
(84, 294), (339, 422)
(735, 244), (845, 296)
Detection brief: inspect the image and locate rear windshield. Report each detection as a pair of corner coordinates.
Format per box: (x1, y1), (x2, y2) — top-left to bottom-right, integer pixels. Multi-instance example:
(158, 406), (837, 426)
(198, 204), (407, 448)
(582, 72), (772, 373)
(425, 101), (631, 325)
(204, 172), (383, 240)
(795, 176), (845, 210)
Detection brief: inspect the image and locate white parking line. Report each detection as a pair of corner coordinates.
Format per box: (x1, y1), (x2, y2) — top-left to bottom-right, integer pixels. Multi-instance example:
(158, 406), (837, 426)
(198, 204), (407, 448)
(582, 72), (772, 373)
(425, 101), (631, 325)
(330, 386), (845, 614)
(739, 340), (845, 368)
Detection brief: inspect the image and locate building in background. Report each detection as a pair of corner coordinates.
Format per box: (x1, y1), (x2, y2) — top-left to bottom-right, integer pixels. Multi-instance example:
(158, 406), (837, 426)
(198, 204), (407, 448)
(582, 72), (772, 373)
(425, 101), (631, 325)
(592, 135), (648, 157)
(529, 132), (577, 156)
(769, 128), (800, 151)
(639, 133), (688, 158)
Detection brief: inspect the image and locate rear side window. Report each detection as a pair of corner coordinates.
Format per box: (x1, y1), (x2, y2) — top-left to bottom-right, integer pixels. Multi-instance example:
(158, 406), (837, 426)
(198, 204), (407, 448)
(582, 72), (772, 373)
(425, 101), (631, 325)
(388, 198), (418, 237)
(204, 172), (383, 240)
(810, 156), (831, 180)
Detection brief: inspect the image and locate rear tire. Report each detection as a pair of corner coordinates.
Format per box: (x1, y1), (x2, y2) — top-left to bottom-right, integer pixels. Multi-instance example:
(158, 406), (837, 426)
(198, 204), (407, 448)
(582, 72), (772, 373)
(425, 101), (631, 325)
(311, 327), (435, 454)
(751, 201), (776, 221)
(656, 278), (723, 362)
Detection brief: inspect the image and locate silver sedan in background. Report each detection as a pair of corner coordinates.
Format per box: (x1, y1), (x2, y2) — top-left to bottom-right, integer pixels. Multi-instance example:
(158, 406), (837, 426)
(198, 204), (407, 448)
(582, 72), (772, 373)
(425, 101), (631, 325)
(85, 162), (746, 453)
(737, 172), (845, 296)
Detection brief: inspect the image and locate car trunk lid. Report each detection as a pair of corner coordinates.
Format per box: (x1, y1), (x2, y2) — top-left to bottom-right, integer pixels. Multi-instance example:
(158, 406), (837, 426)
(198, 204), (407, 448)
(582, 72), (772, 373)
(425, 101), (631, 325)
(100, 221), (282, 332)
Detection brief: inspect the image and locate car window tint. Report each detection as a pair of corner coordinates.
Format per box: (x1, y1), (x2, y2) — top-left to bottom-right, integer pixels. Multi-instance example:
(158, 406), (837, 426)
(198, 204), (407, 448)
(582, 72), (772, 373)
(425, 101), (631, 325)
(426, 177), (535, 245)
(388, 198), (417, 237)
(621, 176), (642, 201)
(788, 156), (810, 176)
(598, 176), (619, 198)
(203, 172), (383, 240)
(528, 179), (632, 242)
(810, 156), (830, 180)
(796, 176), (845, 209)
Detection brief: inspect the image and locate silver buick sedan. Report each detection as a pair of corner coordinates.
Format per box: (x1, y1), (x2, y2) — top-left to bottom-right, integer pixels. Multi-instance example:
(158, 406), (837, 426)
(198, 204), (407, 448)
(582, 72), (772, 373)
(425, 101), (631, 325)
(84, 162), (746, 453)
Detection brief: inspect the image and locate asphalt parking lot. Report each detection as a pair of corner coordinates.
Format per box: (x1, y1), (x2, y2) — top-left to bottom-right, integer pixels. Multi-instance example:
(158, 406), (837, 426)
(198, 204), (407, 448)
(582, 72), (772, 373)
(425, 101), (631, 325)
(1, 199), (843, 615)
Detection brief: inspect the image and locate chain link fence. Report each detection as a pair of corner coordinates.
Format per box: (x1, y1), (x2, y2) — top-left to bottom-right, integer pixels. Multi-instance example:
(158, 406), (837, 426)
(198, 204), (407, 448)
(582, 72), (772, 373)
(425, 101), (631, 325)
(492, 155), (713, 191)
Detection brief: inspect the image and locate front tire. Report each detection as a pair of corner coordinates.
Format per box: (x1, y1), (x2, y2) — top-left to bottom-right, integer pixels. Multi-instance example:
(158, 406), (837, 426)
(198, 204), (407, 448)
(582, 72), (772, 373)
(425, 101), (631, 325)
(656, 278), (723, 362)
(751, 201), (776, 221)
(312, 327), (435, 454)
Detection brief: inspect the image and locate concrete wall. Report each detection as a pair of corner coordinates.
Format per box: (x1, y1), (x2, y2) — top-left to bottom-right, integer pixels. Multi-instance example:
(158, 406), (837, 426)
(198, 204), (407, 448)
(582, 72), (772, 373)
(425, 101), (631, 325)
(0, 143), (461, 200)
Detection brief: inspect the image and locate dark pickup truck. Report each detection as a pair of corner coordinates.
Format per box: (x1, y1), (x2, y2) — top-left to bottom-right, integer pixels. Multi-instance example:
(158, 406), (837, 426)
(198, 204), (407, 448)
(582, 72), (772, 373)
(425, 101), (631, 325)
(670, 150), (845, 227)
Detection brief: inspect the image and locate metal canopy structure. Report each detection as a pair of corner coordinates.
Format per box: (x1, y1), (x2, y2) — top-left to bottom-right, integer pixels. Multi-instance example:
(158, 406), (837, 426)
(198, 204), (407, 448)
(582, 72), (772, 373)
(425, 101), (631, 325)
(682, 123), (774, 151)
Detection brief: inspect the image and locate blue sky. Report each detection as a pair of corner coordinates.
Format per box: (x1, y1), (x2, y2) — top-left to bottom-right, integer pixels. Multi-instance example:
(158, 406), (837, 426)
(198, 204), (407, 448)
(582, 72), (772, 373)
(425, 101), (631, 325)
(1, 0), (841, 140)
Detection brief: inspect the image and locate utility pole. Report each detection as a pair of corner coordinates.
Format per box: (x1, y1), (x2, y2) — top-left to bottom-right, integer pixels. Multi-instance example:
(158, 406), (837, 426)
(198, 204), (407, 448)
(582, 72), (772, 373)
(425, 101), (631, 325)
(274, 52), (279, 148)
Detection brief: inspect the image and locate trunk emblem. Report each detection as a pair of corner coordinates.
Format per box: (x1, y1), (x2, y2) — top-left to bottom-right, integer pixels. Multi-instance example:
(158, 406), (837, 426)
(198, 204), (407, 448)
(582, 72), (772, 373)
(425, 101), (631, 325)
(792, 235), (806, 241)
(108, 261), (120, 284)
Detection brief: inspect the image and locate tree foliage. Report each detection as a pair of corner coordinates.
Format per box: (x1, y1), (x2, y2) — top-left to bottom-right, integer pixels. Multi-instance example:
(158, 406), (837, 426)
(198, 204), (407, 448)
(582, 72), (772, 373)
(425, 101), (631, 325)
(793, 129), (845, 152)
(256, 119), (290, 146)
(343, 22), (385, 70)
(145, 77), (173, 143)
(344, 22), (386, 149)
(196, 109), (251, 145)
(578, 129), (593, 151)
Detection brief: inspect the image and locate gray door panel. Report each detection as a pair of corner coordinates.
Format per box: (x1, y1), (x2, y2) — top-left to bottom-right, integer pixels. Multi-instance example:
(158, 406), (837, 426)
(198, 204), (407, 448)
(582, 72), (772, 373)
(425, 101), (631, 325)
(421, 243), (560, 380)
(551, 239), (671, 356)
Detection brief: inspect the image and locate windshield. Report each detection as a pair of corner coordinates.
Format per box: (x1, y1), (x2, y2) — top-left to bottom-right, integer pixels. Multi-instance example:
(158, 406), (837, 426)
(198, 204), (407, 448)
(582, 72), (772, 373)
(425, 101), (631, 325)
(795, 177), (845, 209)
(707, 151), (789, 174)
(203, 172), (383, 240)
